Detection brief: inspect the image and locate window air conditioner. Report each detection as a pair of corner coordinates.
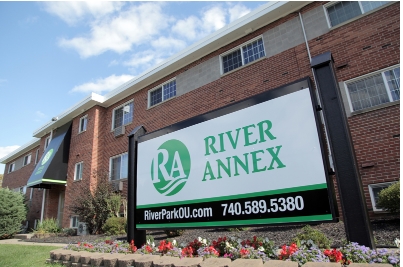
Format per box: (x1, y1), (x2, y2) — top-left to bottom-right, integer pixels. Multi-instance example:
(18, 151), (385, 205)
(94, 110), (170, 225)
(114, 125), (125, 137)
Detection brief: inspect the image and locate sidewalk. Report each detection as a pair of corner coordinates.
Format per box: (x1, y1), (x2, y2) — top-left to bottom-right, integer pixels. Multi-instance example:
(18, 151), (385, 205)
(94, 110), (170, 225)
(0, 238), (67, 247)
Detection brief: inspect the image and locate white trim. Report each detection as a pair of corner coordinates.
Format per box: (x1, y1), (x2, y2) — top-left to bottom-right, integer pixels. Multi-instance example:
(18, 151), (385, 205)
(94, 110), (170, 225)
(368, 182), (395, 212)
(8, 162), (15, 173)
(70, 215), (79, 228)
(344, 64), (400, 112)
(23, 153), (32, 166)
(109, 152), (128, 181)
(44, 136), (51, 151)
(219, 35), (265, 75)
(147, 78), (176, 108)
(74, 162), (83, 181)
(78, 115), (88, 133)
(324, 1), (392, 29)
(34, 149), (39, 165)
(111, 99), (134, 130)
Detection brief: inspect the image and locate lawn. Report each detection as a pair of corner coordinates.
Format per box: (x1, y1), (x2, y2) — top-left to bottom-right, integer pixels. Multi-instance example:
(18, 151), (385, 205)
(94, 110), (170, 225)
(0, 244), (62, 267)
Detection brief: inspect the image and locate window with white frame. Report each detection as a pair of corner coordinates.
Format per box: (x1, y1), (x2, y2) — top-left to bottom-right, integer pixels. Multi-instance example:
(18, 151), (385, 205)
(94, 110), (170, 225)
(34, 149), (39, 164)
(325, 1), (390, 27)
(71, 215), (79, 228)
(79, 115), (88, 133)
(8, 162), (15, 173)
(74, 162), (83, 181)
(112, 101), (134, 129)
(221, 37), (266, 74)
(148, 79), (176, 107)
(13, 186), (27, 195)
(345, 66), (399, 112)
(110, 153), (128, 180)
(23, 154), (31, 166)
(368, 182), (395, 212)
(44, 136), (51, 150)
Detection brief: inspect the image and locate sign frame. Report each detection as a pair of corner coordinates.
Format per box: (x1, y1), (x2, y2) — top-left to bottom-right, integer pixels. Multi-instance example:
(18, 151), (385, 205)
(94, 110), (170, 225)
(135, 77), (338, 229)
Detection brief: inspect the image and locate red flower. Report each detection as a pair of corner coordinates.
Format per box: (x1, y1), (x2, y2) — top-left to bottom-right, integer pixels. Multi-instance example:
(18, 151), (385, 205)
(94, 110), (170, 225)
(181, 246), (194, 258)
(158, 240), (173, 254)
(129, 240), (137, 253)
(324, 249), (343, 263)
(279, 243), (298, 260)
(145, 245), (153, 253)
(240, 248), (250, 257)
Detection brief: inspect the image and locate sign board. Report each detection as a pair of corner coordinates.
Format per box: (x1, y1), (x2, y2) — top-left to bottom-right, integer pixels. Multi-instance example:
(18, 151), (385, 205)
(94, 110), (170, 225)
(136, 78), (335, 229)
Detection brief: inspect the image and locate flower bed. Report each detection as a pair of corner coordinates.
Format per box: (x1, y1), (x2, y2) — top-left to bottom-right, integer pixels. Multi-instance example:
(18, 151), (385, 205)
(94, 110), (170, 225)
(64, 236), (400, 267)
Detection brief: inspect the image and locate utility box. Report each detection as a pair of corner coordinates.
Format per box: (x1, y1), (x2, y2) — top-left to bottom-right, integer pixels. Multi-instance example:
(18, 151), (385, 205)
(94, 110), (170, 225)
(77, 222), (88, 236)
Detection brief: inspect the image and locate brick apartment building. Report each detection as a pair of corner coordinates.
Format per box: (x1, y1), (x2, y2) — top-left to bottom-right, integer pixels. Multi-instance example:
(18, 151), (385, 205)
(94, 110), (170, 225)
(1, 1), (399, 231)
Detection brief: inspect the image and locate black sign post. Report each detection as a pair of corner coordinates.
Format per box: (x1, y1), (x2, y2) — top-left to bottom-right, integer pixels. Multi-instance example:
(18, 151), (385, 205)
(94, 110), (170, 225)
(311, 52), (375, 248)
(127, 126), (147, 247)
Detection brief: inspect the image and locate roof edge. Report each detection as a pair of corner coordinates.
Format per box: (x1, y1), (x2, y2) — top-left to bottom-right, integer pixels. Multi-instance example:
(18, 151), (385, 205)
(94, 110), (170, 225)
(0, 138), (41, 164)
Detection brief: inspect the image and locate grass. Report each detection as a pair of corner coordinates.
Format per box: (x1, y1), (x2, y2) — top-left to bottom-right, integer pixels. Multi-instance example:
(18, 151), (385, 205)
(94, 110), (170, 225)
(0, 244), (63, 267)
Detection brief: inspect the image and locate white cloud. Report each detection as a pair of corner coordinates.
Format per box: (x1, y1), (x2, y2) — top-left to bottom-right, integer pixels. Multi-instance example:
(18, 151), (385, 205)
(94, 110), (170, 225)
(228, 4), (251, 22)
(42, 2), (123, 26)
(172, 16), (200, 40)
(58, 2), (170, 58)
(71, 74), (135, 94)
(151, 36), (187, 50)
(201, 6), (226, 32)
(0, 145), (21, 174)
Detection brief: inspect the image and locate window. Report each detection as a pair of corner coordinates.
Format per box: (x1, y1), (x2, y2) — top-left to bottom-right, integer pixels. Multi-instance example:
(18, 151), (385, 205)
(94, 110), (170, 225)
(8, 162), (15, 173)
(34, 149), (39, 164)
(345, 66), (400, 112)
(79, 115), (88, 133)
(23, 154), (31, 166)
(148, 79), (176, 107)
(110, 153), (128, 180)
(221, 37), (265, 74)
(71, 216), (79, 228)
(112, 101), (134, 129)
(13, 186), (26, 195)
(44, 136), (51, 150)
(368, 182), (395, 212)
(74, 162), (83, 181)
(325, 1), (390, 27)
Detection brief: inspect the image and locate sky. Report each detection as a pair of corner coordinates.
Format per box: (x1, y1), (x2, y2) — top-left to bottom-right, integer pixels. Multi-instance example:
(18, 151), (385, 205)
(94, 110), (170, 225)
(0, 1), (267, 174)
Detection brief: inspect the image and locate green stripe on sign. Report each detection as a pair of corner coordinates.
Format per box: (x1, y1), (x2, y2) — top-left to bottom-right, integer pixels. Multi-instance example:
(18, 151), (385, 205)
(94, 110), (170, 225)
(136, 214), (333, 229)
(27, 179), (67, 186)
(137, 183), (328, 209)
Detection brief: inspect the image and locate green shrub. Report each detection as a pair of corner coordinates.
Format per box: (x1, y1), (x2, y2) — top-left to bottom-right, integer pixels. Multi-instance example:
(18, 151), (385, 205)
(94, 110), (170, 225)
(102, 217), (126, 235)
(69, 170), (124, 234)
(292, 225), (331, 249)
(377, 181), (400, 213)
(164, 229), (185, 237)
(34, 218), (61, 234)
(0, 188), (27, 239)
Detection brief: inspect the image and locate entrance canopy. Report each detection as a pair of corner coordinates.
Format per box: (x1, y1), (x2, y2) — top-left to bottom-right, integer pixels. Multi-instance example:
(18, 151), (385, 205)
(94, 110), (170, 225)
(27, 122), (72, 188)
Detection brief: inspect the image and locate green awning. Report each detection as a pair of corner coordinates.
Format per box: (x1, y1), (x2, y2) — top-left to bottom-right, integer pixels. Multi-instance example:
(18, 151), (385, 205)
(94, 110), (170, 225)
(27, 122), (72, 188)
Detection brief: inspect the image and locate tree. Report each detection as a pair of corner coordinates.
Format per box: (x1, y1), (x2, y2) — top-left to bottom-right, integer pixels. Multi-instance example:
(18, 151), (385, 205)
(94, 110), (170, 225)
(377, 181), (400, 213)
(0, 188), (27, 239)
(68, 170), (124, 234)
(0, 174), (3, 188)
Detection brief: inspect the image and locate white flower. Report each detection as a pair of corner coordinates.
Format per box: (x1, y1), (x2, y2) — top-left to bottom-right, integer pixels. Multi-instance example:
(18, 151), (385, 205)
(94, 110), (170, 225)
(198, 237), (203, 242)
(258, 246), (265, 252)
(172, 240), (177, 246)
(146, 239), (150, 245)
(151, 242), (155, 248)
(202, 239), (207, 245)
(395, 239), (400, 248)
(225, 241), (233, 248)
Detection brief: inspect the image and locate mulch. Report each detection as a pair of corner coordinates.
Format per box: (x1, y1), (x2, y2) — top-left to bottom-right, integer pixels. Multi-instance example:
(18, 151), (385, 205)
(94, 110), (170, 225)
(24, 219), (400, 248)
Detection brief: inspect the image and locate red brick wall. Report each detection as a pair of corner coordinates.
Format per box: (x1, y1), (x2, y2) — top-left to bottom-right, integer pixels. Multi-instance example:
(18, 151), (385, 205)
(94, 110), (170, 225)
(348, 104), (400, 217)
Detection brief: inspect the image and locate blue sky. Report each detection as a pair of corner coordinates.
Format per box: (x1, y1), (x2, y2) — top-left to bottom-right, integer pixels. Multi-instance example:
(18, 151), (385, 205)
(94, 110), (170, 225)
(0, 1), (266, 173)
